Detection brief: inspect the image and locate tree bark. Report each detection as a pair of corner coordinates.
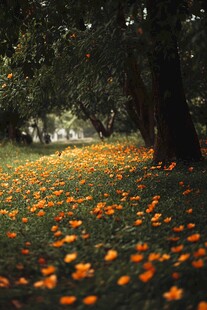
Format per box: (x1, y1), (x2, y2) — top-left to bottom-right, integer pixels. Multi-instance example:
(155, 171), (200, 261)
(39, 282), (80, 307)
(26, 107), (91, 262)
(117, 2), (155, 147)
(147, 0), (202, 163)
(125, 54), (155, 147)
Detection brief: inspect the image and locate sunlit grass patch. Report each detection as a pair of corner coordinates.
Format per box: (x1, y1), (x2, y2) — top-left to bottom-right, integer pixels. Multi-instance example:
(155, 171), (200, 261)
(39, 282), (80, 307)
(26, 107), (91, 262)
(0, 141), (207, 309)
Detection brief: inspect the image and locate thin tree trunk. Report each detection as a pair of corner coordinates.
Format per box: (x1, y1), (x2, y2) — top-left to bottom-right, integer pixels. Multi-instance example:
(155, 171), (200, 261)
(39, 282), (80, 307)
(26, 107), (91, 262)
(79, 102), (115, 139)
(34, 120), (44, 143)
(117, 2), (155, 147)
(147, 0), (202, 163)
(125, 54), (155, 147)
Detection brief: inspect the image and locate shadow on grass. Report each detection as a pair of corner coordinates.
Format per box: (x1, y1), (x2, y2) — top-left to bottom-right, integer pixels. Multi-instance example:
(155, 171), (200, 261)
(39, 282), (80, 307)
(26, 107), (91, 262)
(23, 140), (96, 156)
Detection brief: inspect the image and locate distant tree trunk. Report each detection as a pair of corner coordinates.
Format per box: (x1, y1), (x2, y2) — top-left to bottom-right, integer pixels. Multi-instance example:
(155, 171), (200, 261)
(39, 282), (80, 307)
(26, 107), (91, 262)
(125, 55), (155, 147)
(34, 120), (44, 143)
(79, 102), (116, 139)
(147, 0), (202, 163)
(8, 121), (15, 140)
(117, 2), (155, 147)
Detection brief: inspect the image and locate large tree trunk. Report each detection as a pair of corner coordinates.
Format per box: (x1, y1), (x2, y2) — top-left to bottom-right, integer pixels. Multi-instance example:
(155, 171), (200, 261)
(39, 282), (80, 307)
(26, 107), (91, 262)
(147, 0), (202, 163)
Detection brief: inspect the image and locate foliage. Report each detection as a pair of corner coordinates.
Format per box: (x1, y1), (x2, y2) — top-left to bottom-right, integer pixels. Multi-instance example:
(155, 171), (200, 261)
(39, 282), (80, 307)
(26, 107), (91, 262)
(0, 140), (207, 309)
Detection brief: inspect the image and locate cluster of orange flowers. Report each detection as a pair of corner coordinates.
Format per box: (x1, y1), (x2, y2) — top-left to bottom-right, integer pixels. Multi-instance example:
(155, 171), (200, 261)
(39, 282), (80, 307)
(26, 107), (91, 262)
(0, 142), (206, 308)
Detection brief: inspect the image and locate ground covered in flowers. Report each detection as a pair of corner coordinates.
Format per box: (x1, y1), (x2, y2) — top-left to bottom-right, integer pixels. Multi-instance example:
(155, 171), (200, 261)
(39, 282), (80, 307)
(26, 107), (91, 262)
(0, 142), (207, 310)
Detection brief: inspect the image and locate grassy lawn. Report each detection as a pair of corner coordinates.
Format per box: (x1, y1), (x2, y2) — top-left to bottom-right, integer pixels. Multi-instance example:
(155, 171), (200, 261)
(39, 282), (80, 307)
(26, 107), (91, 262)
(0, 140), (207, 309)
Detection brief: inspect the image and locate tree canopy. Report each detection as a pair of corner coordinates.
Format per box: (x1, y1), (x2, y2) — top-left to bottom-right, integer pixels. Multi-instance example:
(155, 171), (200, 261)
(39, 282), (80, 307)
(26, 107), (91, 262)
(0, 0), (206, 161)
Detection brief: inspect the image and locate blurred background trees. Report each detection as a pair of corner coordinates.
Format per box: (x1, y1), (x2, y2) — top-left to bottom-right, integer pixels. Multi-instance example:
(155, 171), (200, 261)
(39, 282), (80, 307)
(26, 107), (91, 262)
(0, 0), (206, 161)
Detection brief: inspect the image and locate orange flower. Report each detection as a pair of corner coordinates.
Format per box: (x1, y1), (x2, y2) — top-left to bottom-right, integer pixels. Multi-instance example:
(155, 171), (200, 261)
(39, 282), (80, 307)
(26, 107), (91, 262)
(82, 233), (90, 239)
(130, 196), (141, 201)
(187, 233), (200, 242)
(79, 179), (86, 185)
(163, 286), (183, 301)
(21, 249), (29, 255)
(72, 263), (94, 280)
(171, 245), (184, 253)
(134, 219), (143, 226)
(143, 262), (155, 272)
(178, 253), (190, 262)
(164, 217), (172, 223)
(117, 275), (131, 285)
(85, 53), (91, 58)
(0, 276), (10, 287)
(173, 225), (184, 232)
(69, 220), (82, 228)
(148, 253), (160, 261)
(37, 210), (45, 217)
(187, 223), (195, 229)
(7, 73), (13, 79)
(83, 295), (98, 305)
(22, 217), (28, 223)
(63, 235), (77, 243)
(192, 259), (204, 268)
(104, 249), (118, 261)
(64, 252), (77, 263)
(139, 270), (155, 282)
(130, 253), (144, 263)
(172, 272), (180, 280)
(197, 301), (207, 310)
(183, 189), (193, 195)
(41, 265), (56, 276)
(60, 296), (77, 305)
(34, 274), (57, 289)
(137, 184), (146, 190)
(186, 208), (193, 214)
(15, 277), (29, 285)
(105, 209), (115, 215)
(116, 174), (123, 180)
(48, 201), (54, 207)
(53, 190), (63, 196)
(6, 232), (17, 238)
(159, 254), (170, 261)
(152, 222), (161, 227)
(194, 248), (206, 257)
(136, 243), (148, 251)
(38, 257), (46, 265)
(52, 240), (64, 247)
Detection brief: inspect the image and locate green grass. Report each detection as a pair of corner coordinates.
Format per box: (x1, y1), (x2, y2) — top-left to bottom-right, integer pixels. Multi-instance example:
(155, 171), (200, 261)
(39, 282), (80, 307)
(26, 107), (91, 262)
(0, 140), (207, 310)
